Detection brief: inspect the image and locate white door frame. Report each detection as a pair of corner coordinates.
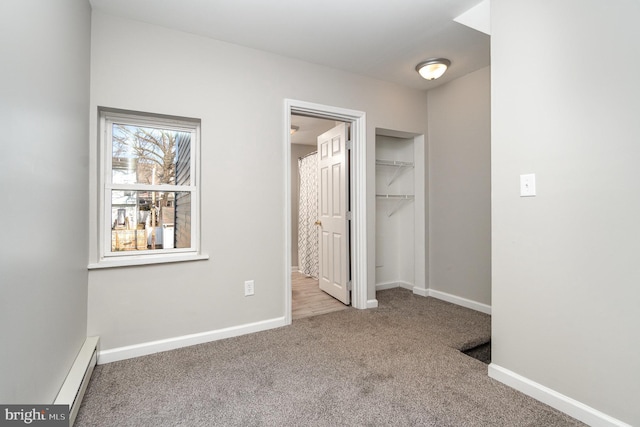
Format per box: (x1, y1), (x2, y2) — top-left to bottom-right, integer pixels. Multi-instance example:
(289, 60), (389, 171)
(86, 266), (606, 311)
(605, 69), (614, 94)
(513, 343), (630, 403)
(284, 99), (368, 325)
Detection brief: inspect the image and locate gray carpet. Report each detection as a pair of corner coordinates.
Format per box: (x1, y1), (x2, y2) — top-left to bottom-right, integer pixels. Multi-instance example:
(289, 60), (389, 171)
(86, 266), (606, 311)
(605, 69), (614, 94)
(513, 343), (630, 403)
(76, 289), (584, 426)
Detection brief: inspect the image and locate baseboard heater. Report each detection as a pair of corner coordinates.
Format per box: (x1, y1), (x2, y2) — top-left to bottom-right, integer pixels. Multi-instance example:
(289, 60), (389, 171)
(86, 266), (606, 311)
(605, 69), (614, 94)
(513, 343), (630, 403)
(54, 336), (99, 426)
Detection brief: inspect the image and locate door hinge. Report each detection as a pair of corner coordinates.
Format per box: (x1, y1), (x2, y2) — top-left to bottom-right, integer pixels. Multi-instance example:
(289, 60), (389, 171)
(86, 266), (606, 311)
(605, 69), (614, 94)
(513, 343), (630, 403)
(346, 139), (353, 150)
(346, 211), (352, 221)
(347, 280), (352, 291)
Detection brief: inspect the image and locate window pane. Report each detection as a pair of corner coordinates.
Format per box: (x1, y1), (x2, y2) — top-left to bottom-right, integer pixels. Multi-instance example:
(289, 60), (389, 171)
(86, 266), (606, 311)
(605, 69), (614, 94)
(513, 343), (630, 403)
(111, 124), (191, 185)
(111, 190), (191, 252)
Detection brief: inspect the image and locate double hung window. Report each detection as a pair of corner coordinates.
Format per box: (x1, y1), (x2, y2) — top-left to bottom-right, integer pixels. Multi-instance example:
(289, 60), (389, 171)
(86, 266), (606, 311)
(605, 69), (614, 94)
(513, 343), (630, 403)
(97, 109), (201, 265)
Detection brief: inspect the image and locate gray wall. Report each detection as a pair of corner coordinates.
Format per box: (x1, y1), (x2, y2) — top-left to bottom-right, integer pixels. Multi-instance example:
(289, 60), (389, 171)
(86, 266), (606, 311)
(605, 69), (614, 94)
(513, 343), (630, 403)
(87, 12), (429, 351)
(427, 67), (491, 305)
(492, 0), (640, 424)
(0, 0), (90, 403)
(291, 144), (317, 268)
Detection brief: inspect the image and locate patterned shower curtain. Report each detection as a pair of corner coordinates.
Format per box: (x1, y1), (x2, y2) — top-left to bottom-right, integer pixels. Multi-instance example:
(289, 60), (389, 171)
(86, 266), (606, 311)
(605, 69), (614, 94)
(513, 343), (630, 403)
(298, 152), (319, 278)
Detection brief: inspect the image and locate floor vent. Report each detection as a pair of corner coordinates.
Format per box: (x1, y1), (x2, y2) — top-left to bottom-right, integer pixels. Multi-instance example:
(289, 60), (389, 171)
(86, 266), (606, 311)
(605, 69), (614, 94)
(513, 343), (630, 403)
(462, 341), (491, 364)
(55, 336), (99, 426)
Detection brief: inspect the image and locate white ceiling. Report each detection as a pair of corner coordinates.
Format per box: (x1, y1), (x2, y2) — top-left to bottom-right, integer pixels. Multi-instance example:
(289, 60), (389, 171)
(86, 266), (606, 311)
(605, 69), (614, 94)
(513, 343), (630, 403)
(291, 115), (339, 146)
(89, 0), (490, 90)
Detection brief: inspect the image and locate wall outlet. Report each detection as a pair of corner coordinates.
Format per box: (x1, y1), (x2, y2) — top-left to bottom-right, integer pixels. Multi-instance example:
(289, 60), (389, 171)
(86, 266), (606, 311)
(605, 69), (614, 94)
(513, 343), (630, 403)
(244, 280), (255, 296)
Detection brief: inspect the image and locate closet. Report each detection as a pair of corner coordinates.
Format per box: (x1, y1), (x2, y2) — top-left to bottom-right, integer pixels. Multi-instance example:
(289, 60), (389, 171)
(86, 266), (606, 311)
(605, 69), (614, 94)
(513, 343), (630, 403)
(375, 131), (426, 293)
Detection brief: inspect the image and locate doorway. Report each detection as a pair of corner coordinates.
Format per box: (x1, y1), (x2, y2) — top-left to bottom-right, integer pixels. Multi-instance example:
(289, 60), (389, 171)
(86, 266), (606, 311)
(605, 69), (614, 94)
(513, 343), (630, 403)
(284, 99), (369, 325)
(374, 130), (426, 296)
(291, 115), (349, 319)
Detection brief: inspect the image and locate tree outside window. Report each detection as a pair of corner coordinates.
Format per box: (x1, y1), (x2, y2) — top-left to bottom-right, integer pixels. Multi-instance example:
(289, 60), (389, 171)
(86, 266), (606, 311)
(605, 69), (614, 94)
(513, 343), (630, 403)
(99, 109), (198, 258)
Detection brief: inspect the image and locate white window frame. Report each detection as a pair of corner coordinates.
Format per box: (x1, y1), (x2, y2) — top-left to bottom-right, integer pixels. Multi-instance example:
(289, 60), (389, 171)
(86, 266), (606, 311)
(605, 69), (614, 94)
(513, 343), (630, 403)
(91, 108), (206, 269)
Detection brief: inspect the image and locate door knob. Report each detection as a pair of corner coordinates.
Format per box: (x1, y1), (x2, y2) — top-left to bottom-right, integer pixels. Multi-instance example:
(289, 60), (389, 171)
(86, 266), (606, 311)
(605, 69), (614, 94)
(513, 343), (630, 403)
(315, 220), (322, 226)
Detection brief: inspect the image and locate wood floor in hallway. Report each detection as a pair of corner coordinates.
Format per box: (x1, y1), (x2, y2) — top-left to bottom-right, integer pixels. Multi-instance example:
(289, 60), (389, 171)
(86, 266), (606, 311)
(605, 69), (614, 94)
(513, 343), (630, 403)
(292, 271), (348, 320)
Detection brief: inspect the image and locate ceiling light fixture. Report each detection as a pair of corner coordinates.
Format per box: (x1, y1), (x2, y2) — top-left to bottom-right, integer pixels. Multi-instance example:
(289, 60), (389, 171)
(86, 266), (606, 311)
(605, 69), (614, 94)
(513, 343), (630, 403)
(290, 125), (299, 135)
(415, 58), (451, 80)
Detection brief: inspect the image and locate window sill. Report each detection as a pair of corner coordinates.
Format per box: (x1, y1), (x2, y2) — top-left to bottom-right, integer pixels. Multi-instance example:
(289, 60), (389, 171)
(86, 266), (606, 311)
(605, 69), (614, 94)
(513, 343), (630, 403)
(88, 253), (209, 270)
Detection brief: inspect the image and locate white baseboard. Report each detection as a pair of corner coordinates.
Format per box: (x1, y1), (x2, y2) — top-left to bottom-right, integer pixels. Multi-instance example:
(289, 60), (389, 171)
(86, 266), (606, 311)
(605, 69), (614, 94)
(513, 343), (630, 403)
(398, 281), (413, 290)
(376, 281), (398, 291)
(366, 299), (379, 308)
(376, 281), (413, 291)
(427, 289), (491, 315)
(489, 364), (631, 427)
(375, 283), (491, 314)
(291, 266), (299, 273)
(98, 317), (286, 365)
(412, 286), (429, 297)
(55, 336), (99, 426)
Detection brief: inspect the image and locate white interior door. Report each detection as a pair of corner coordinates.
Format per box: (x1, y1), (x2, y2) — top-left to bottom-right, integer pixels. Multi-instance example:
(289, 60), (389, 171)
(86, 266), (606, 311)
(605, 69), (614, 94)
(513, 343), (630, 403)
(317, 122), (350, 305)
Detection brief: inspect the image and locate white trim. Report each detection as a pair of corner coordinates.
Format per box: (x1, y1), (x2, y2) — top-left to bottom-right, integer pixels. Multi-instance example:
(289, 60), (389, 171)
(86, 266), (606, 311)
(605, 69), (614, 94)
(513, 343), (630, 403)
(376, 281), (414, 291)
(350, 109), (369, 311)
(88, 253), (209, 269)
(374, 281), (491, 315)
(413, 135), (427, 292)
(412, 286), (429, 297)
(374, 282), (491, 314)
(398, 281), (414, 290)
(488, 364), (632, 427)
(291, 266), (299, 273)
(427, 288), (492, 314)
(55, 337), (99, 426)
(98, 317), (286, 364)
(366, 299), (379, 308)
(95, 108), (203, 267)
(284, 99), (368, 326)
(376, 282), (399, 291)
(284, 106), (293, 325)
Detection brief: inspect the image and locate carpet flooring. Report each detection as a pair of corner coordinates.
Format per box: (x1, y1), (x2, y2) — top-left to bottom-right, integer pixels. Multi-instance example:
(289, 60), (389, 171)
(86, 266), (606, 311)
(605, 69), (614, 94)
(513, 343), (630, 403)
(76, 289), (584, 426)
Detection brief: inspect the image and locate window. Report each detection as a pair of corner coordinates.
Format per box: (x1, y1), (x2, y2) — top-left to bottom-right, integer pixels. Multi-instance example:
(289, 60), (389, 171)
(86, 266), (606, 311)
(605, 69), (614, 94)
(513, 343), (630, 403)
(96, 108), (202, 267)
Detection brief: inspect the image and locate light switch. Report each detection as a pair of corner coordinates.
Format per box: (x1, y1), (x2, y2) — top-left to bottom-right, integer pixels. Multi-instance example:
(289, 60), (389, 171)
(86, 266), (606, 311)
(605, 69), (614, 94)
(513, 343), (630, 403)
(520, 174), (536, 197)
(244, 280), (255, 296)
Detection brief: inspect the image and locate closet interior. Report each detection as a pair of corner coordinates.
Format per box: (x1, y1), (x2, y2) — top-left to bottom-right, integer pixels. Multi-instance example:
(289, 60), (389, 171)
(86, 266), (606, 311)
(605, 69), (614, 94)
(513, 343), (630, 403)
(375, 131), (425, 292)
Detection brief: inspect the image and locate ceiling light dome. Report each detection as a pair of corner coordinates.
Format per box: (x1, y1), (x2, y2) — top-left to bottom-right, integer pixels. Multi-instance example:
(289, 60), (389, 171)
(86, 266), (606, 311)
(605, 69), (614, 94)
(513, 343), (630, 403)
(415, 58), (451, 80)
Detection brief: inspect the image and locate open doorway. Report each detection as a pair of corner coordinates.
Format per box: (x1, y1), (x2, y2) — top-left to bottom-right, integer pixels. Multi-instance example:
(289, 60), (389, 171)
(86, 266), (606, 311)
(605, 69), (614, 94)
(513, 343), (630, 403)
(290, 115), (349, 319)
(284, 99), (369, 325)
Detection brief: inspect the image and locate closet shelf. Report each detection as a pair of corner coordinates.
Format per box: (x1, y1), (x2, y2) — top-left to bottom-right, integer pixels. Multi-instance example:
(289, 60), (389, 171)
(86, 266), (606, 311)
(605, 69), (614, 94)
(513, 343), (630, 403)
(376, 159), (414, 186)
(375, 159), (414, 167)
(376, 194), (414, 199)
(376, 194), (414, 217)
